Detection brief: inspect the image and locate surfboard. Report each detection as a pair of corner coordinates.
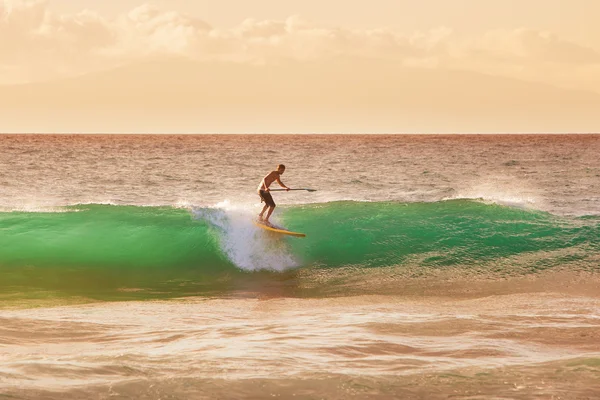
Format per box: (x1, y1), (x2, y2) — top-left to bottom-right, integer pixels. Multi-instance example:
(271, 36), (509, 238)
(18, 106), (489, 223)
(253, 221), (306, 237)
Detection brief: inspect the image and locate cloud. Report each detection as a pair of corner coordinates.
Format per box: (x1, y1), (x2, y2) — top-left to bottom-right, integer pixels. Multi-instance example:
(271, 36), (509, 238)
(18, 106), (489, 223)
(0, 0), (116, 81)
(0, 1), (446, 68)
(114, 4), (211, 55)
(468, 28), (600, 65)
(1, 1), (114, 55)
(442, 28), (600, 92)
(1, 0), (600, 93)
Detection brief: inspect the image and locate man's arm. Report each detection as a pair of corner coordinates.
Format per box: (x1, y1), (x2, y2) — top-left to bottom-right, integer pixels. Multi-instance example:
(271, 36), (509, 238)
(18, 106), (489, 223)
(276, 177), (290, 191)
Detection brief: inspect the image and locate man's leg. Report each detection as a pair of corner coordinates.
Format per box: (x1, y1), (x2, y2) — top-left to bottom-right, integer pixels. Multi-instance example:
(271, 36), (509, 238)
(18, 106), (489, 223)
(264, 205), (275, 224)
(258, 204), (269, 220)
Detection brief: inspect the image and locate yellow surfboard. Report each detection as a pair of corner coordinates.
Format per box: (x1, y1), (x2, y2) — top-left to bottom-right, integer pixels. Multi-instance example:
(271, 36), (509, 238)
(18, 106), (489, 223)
(253, 221), (306, 238)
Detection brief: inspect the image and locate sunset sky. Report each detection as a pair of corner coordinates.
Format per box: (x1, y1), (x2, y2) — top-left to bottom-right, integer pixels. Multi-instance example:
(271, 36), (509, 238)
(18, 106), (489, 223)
(1, 0), (599, 133)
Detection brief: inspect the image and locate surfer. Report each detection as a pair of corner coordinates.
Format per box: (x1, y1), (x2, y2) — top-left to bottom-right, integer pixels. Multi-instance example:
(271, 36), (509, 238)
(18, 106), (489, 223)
(257, 164), (290, 225)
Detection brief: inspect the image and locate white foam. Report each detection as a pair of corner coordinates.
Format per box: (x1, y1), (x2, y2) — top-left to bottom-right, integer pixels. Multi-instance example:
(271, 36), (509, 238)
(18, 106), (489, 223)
(192, 200), (299, 272)
(0, 204), (75, 213)
(444, 194), (537, 209)
(445, 179), (541, 210)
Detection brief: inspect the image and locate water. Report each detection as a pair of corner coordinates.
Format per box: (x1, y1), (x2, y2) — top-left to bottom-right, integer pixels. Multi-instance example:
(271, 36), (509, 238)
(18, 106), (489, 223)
(1, 134), (599, 398)
(1, 134), (599, 214)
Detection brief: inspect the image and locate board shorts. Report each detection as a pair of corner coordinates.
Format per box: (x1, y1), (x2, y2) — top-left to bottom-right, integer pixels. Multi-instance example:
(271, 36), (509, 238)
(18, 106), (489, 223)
(259, 190), (276, 207)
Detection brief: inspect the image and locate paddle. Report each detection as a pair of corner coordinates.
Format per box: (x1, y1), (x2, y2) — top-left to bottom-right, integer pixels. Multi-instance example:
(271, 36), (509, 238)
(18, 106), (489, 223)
(268, 188), (317, 192)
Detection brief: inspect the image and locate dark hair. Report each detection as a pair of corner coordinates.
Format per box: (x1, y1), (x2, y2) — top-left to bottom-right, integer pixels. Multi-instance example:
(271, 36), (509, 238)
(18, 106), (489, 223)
(277, 164), (286, 170)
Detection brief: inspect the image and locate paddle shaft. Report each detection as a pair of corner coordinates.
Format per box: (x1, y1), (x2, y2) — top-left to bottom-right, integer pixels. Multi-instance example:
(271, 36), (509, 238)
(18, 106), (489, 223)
(268, 188), (317, 192)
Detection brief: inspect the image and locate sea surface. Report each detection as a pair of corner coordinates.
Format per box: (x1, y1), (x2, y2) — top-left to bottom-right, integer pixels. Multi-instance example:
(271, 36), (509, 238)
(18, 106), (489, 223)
(1, 134), (599, 399)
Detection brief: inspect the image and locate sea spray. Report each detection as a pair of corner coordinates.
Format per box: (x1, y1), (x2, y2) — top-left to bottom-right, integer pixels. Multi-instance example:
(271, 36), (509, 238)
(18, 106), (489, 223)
(192, 200), (299, 271)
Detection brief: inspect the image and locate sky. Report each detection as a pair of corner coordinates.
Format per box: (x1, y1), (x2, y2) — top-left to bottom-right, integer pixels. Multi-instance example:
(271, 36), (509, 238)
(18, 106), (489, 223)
(0, 0), (599, 133)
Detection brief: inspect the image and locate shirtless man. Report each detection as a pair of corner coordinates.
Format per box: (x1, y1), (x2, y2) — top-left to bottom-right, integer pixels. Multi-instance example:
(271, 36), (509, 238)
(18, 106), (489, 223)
(257, 164), (290, 225)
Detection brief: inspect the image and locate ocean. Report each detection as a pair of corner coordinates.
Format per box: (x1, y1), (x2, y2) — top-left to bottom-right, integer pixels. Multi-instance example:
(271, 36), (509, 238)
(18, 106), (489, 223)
(1, 134), (599, 399)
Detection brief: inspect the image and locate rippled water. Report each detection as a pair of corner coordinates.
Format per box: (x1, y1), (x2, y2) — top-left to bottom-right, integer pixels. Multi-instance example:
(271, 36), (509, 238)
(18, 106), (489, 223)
(1, 134), (599, 215)
(2, 291), (600, 399)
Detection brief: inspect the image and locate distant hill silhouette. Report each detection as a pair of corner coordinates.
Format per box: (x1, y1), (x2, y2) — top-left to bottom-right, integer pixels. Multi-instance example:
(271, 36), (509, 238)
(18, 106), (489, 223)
(0, 56), (598, 133)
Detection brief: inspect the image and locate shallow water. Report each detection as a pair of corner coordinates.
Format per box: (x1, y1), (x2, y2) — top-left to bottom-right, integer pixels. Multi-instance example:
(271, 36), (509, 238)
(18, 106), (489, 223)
(2, 290), (599, 398)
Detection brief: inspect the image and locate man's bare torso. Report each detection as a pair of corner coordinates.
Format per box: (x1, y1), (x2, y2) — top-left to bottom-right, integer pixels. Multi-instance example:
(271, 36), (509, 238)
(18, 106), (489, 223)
(258, 171), (281, 191)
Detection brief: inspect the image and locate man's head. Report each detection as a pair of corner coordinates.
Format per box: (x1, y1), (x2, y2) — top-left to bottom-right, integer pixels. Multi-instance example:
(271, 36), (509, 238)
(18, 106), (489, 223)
(277, 164), (286, 174)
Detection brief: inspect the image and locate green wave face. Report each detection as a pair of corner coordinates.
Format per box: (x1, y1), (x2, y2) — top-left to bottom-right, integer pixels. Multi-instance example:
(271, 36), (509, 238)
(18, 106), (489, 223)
(1, 205), (226, 269)
(284, 200), (599, 269)
(0, 201), (598, 301)
(0, 205), (233, 300)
